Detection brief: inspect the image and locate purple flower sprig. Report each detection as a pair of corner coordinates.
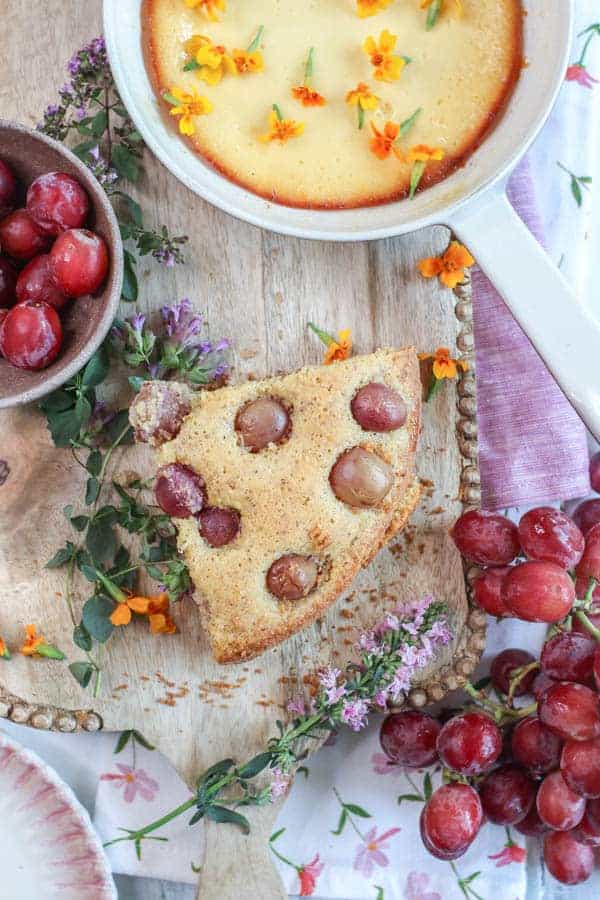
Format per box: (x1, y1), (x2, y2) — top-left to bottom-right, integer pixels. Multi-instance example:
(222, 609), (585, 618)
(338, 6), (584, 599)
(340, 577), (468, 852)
(272, 595), (451, 771)
(103, 596), (450, 854)
(38, 37), (188, 273)
(111, 299), (230, 387)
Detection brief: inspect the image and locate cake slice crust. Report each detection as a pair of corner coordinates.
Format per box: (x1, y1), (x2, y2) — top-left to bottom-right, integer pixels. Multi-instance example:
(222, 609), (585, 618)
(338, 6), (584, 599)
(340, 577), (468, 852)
(145, 349), (421, 662)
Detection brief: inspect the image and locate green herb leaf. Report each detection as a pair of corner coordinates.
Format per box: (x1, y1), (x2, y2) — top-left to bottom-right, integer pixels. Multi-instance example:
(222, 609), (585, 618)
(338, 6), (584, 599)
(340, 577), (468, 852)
(80, 563), (100, 583)
(132, 730), (156, 751)
(162, 92), (180, 106)
(82, 594), (115, 643)
(423, 772), (433, 800)
(73, 623), (93, 652)
(115, 730), (133, 754)
(426, 0), (443, 29)
(399, 107), (422, 137)
(112, 144), (140, 182)
(85, 477), (101, 505)
(270, 827), (286, 843)
(37, 642), (66, 661)
(198, 759), (235, 788)
(71, 139), (100, 161)
(82, 346), (109, 388)
(90, 109), (108, 137)
(205, 805), (250, 834)
(86, 450), (103, 476)
(237, 753), (272, 779)
(247, 25), (264, 54)
(188, 810), (205, 826)
(86, 515), (117, 563)
(409, 160), (426, 199)
(46, 542), (77, 569)
(117, 193), (144, 227)
(122, 249), (139, 302)
(398, 793), (424, 805)
(358, 104), (365, 130)
(183, 58), (200, 71)
(69, 661), (95, 688)
(106, 409), (134, 445)
(343, 803), (371, 818)
(128, 375), (147, 393)
(70, 514), (90, 533)
(331, 808), (347, 836)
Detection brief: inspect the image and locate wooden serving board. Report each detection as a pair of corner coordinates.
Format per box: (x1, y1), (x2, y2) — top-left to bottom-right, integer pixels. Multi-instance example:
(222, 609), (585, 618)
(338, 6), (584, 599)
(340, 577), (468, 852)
(0, 3), (485, 897)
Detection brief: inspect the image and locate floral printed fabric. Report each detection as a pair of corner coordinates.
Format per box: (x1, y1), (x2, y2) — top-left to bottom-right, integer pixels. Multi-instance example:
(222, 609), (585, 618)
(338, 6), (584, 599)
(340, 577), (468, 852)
(1, 3), (599, 897)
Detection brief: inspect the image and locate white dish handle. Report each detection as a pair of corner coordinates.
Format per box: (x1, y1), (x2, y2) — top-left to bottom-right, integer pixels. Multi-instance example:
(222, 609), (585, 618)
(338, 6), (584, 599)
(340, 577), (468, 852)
(447, 188), (600, 441)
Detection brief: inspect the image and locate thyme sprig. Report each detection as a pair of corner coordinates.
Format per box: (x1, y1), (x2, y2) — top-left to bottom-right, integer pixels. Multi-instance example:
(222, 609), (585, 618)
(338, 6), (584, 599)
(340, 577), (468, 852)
(103, 597), (452, 855)
(39, 37), (188, 288)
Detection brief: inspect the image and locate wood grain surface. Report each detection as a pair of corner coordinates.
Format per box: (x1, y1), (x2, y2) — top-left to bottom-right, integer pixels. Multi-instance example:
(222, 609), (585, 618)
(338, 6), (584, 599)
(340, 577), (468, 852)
(0, 3), (482, 897)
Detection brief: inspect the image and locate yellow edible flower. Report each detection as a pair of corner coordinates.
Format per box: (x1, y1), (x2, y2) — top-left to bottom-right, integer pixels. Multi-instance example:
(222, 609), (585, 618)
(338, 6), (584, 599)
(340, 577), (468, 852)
(357, 0), (393, 17)
(363, 30), (407, 82)
(405, 143), (445, 163)
(165, 86), (213, 136)
(259, 108), (305, 144)
(184, 0), (226, 21)
(184, 35), (236, 85)
(231, 48), (264, 74)
(346, 82), (380, 111)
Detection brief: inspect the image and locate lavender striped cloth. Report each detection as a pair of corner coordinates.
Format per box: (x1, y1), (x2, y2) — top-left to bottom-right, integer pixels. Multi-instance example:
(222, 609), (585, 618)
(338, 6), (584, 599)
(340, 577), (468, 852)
(471, 157), (591, 511)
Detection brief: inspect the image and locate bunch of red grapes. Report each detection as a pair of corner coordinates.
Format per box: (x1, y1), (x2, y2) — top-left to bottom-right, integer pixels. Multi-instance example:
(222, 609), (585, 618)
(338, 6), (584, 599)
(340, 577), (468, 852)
(378, 453), (600, 886)
(0, 158), (109, 370)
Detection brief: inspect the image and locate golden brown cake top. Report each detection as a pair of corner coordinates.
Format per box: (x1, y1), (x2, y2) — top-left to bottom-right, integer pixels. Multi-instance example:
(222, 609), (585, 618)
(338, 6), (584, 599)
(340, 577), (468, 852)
(154, 348), (421, 662)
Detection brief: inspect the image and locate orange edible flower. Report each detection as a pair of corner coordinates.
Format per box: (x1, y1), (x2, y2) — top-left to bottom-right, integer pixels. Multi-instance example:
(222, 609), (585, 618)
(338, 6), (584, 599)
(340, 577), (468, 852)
(259, 109), (305, 143)
(292, 85), (326, 107)
(418, 240), (475, 289)
(110, 603), (132, 626)
(184, 0), (226, 21)
(20, 624), (46, 656)
(363, 30), (407, 82)
(0, 638), (10, 660)
(357, 0), (393, 17)
(406, 144), (445, 163)
(231, 48), (264, 74)
(165, 86), (212, 136)
(110, 593), (175, 636)
(19, 624), (64, 659)
(149, 612), (177, 635)
(419, 347), (469, 380)
(369, 121), (402, 160)
(324, 330), (353, 365)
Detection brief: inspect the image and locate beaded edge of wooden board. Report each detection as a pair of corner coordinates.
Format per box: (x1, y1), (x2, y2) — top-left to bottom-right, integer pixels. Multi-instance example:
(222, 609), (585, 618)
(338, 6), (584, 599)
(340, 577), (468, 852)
(0, 242), (484, 732)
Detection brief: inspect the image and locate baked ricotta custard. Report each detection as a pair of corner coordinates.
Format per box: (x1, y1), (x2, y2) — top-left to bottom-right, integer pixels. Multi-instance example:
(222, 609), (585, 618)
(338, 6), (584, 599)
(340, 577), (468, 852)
(143, 0), (523, 208)
(130, 349), (421, 662)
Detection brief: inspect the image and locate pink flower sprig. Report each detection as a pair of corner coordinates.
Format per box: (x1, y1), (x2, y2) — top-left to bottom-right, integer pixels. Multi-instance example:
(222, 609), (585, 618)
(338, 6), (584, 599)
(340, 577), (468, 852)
(105, 595), (450, 857)
(304, 595), (451, 733)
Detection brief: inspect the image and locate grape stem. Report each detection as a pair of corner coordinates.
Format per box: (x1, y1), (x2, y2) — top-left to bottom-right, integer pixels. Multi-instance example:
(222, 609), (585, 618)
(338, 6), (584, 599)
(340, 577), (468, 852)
(575, 609), (600, 643)
(507, 661), (539, 705)
(464, 682), (536, 724)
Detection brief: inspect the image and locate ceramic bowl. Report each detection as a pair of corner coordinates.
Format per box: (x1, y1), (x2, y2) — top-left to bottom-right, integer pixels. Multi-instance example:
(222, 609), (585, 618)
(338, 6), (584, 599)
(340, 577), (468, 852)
(0, 121), (123, 409)
(0, 731), (117, 898)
